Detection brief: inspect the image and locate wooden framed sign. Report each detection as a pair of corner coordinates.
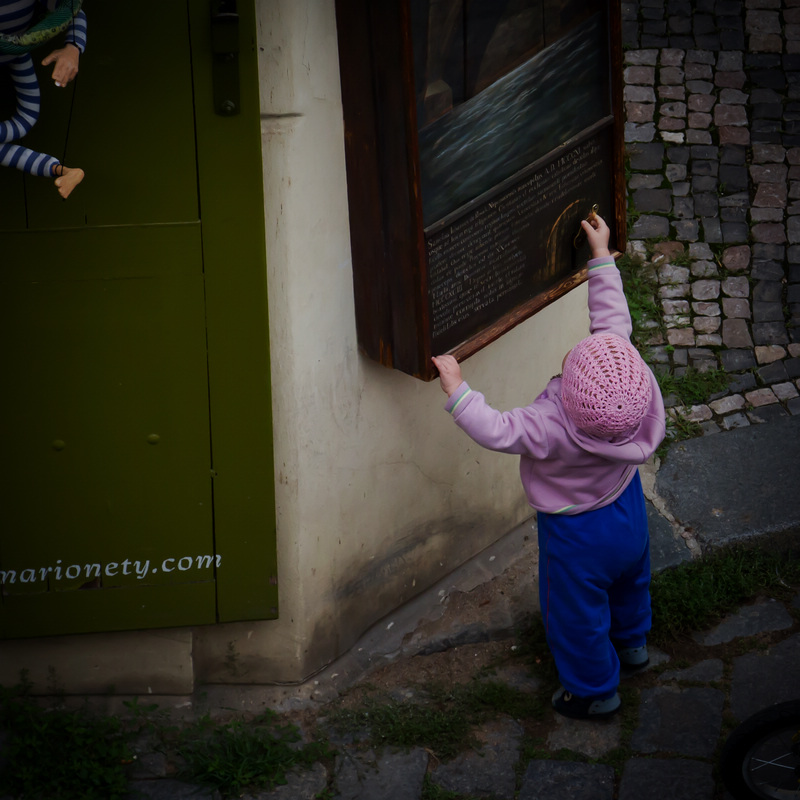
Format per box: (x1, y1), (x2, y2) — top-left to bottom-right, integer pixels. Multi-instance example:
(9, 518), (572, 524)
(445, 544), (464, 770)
(335, 0), (625, 380)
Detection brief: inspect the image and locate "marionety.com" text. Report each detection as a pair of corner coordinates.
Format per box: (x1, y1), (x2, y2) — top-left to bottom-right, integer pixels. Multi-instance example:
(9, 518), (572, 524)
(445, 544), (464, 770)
(0, 553), (222, 587)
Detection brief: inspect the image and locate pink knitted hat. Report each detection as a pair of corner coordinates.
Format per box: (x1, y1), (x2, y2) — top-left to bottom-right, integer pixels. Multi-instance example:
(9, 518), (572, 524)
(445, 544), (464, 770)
(561, 333), (652, 438)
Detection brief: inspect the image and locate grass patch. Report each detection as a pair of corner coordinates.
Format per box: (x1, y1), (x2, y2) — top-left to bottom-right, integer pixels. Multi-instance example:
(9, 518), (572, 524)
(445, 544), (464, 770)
(661, 413), (702, 452)
(329, 679), (543, 762)
(514, 615), (558, 683)
(0, 682), (132, 800)
(657, 367), (730, 407)
(650, 539), (800, 645)
(667, 249), (693, 267)
(422, 775), (482, 800)
(170, 710), (330, 797)
(656, 367), (731, 456)
(331, 694), (474, 760)
(0, 686), (330, 800)
(617, 253), (664, 351)
(519, 736), (584, 764)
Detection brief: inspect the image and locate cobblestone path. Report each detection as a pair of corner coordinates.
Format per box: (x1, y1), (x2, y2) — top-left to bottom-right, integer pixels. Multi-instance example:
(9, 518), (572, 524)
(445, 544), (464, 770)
(622, 0), (800, 432)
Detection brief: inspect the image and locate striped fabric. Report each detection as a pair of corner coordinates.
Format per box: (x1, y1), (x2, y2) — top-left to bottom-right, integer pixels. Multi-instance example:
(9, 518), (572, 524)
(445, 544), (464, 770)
(0, 0), (86, 176)
(0, 55), (39, 141)
(0, 0), (87, 60)
(0, 142), (57, 175)
(60, 0), (87, 52)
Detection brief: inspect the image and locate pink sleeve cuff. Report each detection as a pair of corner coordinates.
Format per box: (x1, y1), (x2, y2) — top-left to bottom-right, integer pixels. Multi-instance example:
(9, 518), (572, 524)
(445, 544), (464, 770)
(587, 256), (617, 270)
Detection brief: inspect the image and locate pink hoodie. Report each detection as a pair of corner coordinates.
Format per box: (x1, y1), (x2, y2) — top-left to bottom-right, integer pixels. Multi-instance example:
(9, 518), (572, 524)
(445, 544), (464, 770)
(445, 256), (666, 515)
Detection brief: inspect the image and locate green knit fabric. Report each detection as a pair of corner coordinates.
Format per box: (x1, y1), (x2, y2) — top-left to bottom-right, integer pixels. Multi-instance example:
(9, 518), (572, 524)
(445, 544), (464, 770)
(0, 0), (83, 55)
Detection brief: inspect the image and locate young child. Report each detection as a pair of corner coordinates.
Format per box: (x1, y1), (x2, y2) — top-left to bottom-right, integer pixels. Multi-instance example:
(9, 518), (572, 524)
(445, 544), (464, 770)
(432, 214), (665, 720)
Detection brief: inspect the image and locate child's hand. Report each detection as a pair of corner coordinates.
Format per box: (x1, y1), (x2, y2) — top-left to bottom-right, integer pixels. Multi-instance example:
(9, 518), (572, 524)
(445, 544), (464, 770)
(582, 214), (611, 258)
(432, 355), (463, 396)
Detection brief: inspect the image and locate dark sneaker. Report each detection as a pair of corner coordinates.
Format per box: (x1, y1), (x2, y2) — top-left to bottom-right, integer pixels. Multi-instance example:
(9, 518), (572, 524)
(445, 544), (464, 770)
(617, 644), (650, 672)
(551, 686), (621, 720)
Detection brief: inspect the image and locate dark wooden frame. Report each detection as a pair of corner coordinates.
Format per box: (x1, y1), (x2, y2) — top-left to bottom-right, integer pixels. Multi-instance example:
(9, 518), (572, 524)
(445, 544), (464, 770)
(335, 0), (626, 381)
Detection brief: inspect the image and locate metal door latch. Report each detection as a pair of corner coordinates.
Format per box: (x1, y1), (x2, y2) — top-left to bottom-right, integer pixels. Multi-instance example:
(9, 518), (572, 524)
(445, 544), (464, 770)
(211, 0), (240, 116)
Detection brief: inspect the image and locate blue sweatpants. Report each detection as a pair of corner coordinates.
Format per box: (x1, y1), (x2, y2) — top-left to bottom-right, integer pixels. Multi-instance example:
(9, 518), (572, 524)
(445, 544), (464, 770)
(537, 470), (651, 699)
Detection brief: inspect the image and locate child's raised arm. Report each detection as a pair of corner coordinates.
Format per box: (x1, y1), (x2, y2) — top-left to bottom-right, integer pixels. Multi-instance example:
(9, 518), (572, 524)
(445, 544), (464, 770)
(582, 215), (632, 339)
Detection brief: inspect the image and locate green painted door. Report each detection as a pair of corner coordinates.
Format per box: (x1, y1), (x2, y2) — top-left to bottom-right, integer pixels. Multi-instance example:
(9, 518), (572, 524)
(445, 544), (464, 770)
(0, 1), (277, 638)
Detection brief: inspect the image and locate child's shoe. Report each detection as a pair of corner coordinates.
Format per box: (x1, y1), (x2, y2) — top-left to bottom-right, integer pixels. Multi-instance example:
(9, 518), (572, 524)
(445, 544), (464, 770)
(617, 644), (650, 672)
(551, 686), (621, 720)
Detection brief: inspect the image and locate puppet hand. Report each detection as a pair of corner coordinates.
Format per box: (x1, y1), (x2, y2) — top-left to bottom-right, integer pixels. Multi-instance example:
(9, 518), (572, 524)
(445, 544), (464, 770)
(42, 45), (80, 87)
(432, 355), (463, 396)
(582, 215), (611, 259)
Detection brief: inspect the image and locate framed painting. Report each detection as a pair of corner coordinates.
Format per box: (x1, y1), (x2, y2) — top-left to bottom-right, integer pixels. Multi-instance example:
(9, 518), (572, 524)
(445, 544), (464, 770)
(335, 0), (625, 379)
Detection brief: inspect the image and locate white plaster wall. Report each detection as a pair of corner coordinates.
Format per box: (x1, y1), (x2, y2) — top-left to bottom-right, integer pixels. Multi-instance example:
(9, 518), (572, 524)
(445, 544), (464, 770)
(0, 630), (194, 696)
(193, 0), (591, 684)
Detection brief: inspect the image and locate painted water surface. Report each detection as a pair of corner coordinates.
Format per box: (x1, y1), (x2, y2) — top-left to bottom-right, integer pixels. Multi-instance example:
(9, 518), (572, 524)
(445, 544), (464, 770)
(418, 13), (609, 227)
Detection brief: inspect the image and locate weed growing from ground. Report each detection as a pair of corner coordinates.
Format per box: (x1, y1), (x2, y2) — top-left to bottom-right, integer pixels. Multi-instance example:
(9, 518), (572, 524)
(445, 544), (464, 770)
(514, 614), (558, 683)
(0, 687), (331, 800)
(0, 681), (132, 800)
(599, 683), (641, 777)
(617, 253), (663, 351)
(421, 775), (481, 799)
(660, 413), (702, 456)
(655, 366), (731, 455)
(329, 694), (474, 760)
(329, 679), (543, 762)
(519, 737), (584, 764)
(657, 367), (730, 407)
(650, 538), (800, 644)
(170, 710), (330, 797)
(667, 249), (693, 268)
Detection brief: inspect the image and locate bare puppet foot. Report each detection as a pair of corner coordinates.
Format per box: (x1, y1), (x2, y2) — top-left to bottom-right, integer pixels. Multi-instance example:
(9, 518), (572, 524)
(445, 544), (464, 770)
(54, 166), (85, 199)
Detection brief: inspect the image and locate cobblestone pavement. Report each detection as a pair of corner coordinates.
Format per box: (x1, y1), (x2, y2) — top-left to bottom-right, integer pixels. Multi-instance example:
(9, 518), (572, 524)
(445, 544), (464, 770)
(622, 0), (800, 433)
(118, 589), (800, 799)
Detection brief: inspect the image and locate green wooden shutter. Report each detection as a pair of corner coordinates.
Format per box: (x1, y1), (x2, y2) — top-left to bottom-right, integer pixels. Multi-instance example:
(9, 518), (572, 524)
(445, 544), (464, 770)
(0, 0), (277, 638)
